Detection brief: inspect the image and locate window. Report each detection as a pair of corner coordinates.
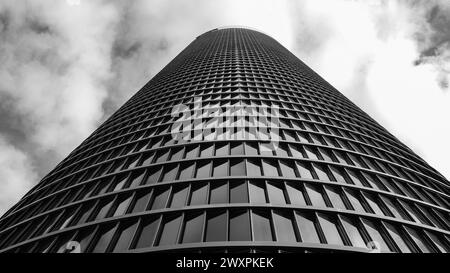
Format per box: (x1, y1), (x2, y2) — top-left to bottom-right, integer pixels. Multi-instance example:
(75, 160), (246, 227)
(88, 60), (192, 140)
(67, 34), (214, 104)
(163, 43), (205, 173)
(340, 216), (366, 248)
(404, 226), (434, 253)
(361, 219), (391, 252)
(267, 183), (286, 205)
(245, 142), (258, 155)
(185, 145), (199, 159)
(295, 212), (320, 243)
(329, 166), (347, 184)
(196, 161), (212, 178)
(200, 144), (214, 157)
(158, 214), (182, 246)
(112, 221), (138, 252)
(91, 225), (117, 253)
(273, 210), (297, 242)
(252, 210), (273, 241)
(151, 188), (170, 210)
(304, 184), (326, 207)
(112, 195), (132, 217)
(134, 217), (160, 249)
(162, 164), (178, 182)
(312, 164), (331, 181)
(229, 210), (251, 241)
(317, 214), (344, 245)
(246, 159), (262, 176)
(285, 183), (306, 205)
(182, 213), (204, 243)
(230, 143), (244, 155)
(131, 190), (151, 213)
(384, 222), (412, 253)
(230, 160), (246, 176)
(205, 211), (227, 242)
(344, 189), (365, 212)
(296, 162), (313, 179)
(324, 186), (346, 210)
(178, 162), (195, 180)
(215, 143), (229, 156)
(74, 202), (96, 225)
(189, 183), (208, 205)
(209, 182), (228, 204)
(213, 160), (228, 177)
(230, 181), (248, 203)
(144, 166), (162, 184)
(170, 147), (184, 161)
(362, 193), (385, 216)
(279, 160), (297, 178)
(170, 186), (189, 208)
(262, 160), (279, 176)
(129, 171), (145, 188)
(94, 198), (115, 220)
(249, 181), (267, 203)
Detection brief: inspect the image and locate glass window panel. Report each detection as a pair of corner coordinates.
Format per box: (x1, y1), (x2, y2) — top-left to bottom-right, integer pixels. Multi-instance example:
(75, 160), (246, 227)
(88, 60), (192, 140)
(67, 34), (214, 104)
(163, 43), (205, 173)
(230, 160), (246, 176)
(424, 231), (450, 253)
(345, 169), (365, 187)
(170, 147), (184, 161)
(288, 144), (305, 158)
(384, 222), (412, 253)
(296, 162), (313, 179)
(317, 214), (343, 245)
(170, 186), (189, 208)
(112, 195), (132, 217)
(279, 160), (297, 178)
(229, 210), (251, 241)
(213, 160), (228, 177)
(285, 183), (306, 205)
(200, 144), (214, 157)
(362, 193), (385, 216)
(91, 225), (117, 253)
(329, 166), (347, 183)
(245, 142), (258, 155)
(74, 228), (96, 253)
(295, 212), (320, 243)
(304, 146), (318, 160)
(144, 166), (162, 184)
(249, 181), (267, 203)
(112, 222), (138, 252)
(404, 227), (434, 253)
(158, 214), (182, 246)
(273, 210), (297, 242)
(75, 202), (96, 225)
(340, 216), (366, 248)
(252, 210), (273, 241)
(313, 164), (331, 181)
(380, 196), (409, 220)
(344, 189), (365, 212)
(155, 149), (170, 163)
(182, 213), (204, 243)
(209, 182), (228, 204)
(246, 159), (262, 176)
(113, 176), (128, 192)
(94, 198), (115, 220)
(267, 183), (286, 205)
(178, 162), (195, 180)
(162, 164), (178, 182)
(129, 171), (145, 188)
(185, 145), (199, 159)
(134, 217), (160, 249)
(230, 182), (248, 203)
(361, 219), (391, 252)
(151, 188), (170, 210)
(262, 160), (279, 176)
(189, 183), (208, 205)
(131, 190), (152, 213)
(215, 143), (229, 156)
(205, 211), (227, 242)
(304, 184), (326, 207)
(196, 161), (211, 178)
(230, 143), (244, 155)
(324, 186), (346, 210)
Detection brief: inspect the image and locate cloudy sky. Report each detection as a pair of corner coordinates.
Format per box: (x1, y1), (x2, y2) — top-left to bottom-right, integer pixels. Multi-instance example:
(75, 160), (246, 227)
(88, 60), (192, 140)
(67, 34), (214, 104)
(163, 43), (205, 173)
(0, 0), (448, 214)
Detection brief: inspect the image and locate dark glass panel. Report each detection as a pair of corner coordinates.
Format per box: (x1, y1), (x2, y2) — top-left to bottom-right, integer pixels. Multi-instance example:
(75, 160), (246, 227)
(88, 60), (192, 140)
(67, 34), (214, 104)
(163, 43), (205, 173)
(229, 210), (251, 241)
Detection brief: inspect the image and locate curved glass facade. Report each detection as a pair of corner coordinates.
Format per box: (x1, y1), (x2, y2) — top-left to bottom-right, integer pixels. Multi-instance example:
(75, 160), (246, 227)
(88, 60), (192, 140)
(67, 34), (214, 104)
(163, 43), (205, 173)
(0, 28), (448, 253)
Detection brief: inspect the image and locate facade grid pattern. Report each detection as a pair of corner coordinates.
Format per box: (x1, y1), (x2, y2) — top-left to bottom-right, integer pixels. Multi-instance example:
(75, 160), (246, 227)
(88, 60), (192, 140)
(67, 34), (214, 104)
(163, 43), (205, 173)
(0, 28), (448, 253)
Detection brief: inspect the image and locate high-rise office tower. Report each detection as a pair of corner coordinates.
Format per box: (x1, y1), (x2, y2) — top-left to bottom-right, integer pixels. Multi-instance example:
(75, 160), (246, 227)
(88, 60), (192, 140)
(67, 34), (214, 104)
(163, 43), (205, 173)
(0, 27), (448, 253)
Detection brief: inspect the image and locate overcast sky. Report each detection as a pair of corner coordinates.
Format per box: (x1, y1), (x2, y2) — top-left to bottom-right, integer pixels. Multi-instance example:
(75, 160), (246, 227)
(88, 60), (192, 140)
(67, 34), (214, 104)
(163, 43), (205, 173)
(0, 0), (448, 214)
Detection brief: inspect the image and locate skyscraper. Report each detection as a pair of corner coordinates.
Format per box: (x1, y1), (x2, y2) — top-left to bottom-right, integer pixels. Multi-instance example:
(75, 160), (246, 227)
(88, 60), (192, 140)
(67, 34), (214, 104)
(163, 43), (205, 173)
(0, 27), (448, 253)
